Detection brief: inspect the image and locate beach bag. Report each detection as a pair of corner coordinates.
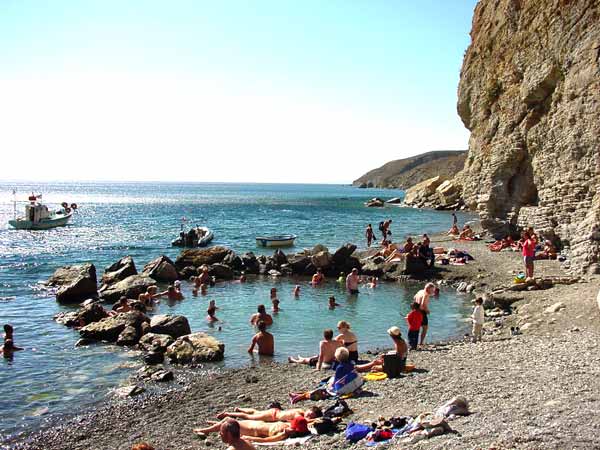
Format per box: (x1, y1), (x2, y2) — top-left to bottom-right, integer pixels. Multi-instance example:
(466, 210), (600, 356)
(345, 422), (371, 443)
(383, 354), (405, 379)
(324, 399), (352, 418)
(309, 417), (337, 435)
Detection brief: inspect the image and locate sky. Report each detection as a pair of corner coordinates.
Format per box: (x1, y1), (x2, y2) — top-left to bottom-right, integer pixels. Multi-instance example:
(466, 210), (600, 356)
(0, 0), (478, 184)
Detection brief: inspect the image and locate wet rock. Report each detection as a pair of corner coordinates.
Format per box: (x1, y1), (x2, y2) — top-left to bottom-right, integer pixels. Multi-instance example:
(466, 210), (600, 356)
(115, 385), (145, 397)
(208, 263), (234, 280)
(116, 325), (140, 346)
(175, 246), (231, 269)
(79, 311), (149, 343)
(149, 315), (191, 338)
(143, 255), (178, 282)
(178, 266), (198, 280)
(75, 338), (93, 347)
(272, 249), (288, 267)
(138, 333), (174, 353)
(151, 369), (174, 382)
(288, 255), (311, 274)
(55, 302), (109, 328)
(47, 264), (98, 304)
(332, 243), (357, 266)
(222, 252), (243, 271)
(310, 244), (329, 255)
(144, 351), (165, 365)
(166, 332), (225, 364)
(98, 274), (155, 303)
(311, 251), (332, 269)
(101, 256), (137, 286)
(403, 256), (428, 276)
(360, 260), (384, 276)
(241, 252), (259, 274)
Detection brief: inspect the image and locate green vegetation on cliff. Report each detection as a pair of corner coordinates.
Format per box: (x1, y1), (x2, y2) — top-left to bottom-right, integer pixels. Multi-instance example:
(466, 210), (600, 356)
(353, 150), (466, 189)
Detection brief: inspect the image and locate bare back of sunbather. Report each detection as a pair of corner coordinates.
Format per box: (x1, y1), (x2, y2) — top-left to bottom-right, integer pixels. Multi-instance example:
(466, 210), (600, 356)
(218, 407), (304, 422)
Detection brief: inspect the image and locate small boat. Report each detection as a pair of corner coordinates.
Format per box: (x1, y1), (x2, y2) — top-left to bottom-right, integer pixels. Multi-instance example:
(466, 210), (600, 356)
(172, 226), (214, 247)
(8, 194), (75, 230)
(255, 234), (297, 248)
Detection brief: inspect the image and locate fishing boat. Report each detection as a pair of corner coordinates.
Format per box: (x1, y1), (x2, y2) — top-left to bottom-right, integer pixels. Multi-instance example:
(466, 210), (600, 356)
(8, 194), (76, 230)
(172, 226), (214, 247)
(255, 234), (297, 248)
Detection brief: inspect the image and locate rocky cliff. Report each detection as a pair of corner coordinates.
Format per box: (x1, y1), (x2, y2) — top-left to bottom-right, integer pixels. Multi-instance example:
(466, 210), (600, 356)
(353, 150), (466, 189)
(456, 0), (600, 273)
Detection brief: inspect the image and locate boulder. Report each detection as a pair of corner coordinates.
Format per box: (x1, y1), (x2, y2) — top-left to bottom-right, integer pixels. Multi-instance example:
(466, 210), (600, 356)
(545, 302), (566, 314)
(360, 260), (384, 276)
(144, 351), (164, 365)
(116, 325), (140, 346)
(241, 252), (260, 274)
(209, 263), (234, 280)
(332, 243), (357, 266)
(49, 264), (98, 304)
(403, 255), (428, 276)
(272, 249), (288, 267)
(98, 274), (155, 303)
(54, 302), (109, 327)
(115, 385), (145, 397)
(311, 251), (332, 269)
(166, 332), (225, 364)
(436, 180), (461, 206)
(288, 255), (311, 274)
(175, 246), (232, 269)
(102, 256), (137, 286)
(179, 266), (198, 280)
(403, 176), (447, 205)
(222, 252), (243, 271)
(138, 333), (174, 352)
(143, 255), (178, 282)
(310, 244), (329, 255)
(151, 369), (174, 382)
(365, 198), (384, 207)
(148, 315), (191, 338)
(79, 311), (149, 343)
(491, 292), (523, 309)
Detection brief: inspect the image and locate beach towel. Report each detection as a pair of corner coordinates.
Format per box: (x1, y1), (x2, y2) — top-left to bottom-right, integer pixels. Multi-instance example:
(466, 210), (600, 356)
(254, 435), (314, 446)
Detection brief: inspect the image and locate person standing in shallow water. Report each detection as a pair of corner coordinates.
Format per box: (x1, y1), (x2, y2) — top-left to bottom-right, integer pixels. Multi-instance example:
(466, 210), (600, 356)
(248, 321), (274, 356)
(365, 223), (375, 247)
(414, 282), (435, 346)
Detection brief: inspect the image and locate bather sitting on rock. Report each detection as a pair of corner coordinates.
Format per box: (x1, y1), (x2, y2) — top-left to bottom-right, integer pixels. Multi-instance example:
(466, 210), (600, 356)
(288, 328), (341, 370)
(194, 416), (311, 443)
(216, 405), (322, 422)
(138, 286), (160, 307)
(109, 296), (132, 316)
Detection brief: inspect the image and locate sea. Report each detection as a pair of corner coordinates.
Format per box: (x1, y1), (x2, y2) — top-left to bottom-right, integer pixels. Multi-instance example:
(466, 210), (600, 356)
(0, 181), (475, 441)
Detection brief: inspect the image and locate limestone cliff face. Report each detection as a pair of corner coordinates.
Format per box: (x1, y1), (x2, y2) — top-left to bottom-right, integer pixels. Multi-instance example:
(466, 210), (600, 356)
(457, 0), (600, 273)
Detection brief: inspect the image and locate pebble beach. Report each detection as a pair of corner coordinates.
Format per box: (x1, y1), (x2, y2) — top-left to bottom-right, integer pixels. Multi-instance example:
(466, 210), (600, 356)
(8, 233), (600, 450)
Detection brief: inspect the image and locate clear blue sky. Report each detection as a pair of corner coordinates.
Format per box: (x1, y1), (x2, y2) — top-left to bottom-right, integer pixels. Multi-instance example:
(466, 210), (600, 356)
(0, 0), (478, 183)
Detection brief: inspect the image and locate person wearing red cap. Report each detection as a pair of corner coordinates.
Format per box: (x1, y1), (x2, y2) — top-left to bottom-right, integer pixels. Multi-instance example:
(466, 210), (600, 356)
(194, 416), (309, 443)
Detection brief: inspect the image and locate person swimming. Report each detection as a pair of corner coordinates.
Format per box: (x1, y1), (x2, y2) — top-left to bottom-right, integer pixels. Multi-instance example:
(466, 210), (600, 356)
(292, 285), (300, 297)
(271, 298), (281, 313)
(311, 269), (324, 286)
(328, 296), (341, 310)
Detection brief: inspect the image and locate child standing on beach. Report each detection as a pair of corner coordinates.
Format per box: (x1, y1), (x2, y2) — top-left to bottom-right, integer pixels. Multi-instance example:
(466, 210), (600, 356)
(471, 298), (485, 343)
(405, 303), (422, 350)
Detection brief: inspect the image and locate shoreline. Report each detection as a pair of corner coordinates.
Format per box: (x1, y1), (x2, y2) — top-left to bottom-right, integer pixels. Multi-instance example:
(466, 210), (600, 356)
(6, 229), (600, 449)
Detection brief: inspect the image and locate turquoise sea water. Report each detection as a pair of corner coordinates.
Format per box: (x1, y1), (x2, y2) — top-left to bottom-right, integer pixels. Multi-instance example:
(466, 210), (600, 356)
(0, 182), (474, 441)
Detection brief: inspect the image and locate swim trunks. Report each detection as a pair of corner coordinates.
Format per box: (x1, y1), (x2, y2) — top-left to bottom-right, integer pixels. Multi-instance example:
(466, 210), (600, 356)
(420, 311), (429, 326)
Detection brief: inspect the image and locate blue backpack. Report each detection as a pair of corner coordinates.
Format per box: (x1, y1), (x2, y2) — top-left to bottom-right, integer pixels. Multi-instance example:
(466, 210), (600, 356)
(345, 422), (371, 443)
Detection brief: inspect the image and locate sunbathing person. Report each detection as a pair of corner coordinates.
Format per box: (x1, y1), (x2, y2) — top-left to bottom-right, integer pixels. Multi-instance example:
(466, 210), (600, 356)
(457, 225), (474, 240)
(447, 223), (459, 236)
(216, 405), (322, 422)
(537, 240), (558, 259)
(194, 416), (310, 443)
(288, 328), (341, 370)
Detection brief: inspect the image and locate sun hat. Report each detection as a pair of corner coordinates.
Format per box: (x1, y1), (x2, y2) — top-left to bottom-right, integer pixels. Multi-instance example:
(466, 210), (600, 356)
(290, 416), (309, 434)
(387, 326), (402, 337)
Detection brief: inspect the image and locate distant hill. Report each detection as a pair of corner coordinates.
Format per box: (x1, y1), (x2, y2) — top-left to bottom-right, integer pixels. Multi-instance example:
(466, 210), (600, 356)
(353, 150), (467, 189)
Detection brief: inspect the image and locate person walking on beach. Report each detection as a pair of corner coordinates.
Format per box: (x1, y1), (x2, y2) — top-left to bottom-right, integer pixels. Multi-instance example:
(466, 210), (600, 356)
(521, 231), (536, 278)
(346, 268), (360, 294)
(365, 224), (375, 247)
(471, 297), (485, 343)
(218, 419), (257, 450)
(248, 321), (274, 356)
(405, 302), (422, 350)
(414, 283), (435, 346)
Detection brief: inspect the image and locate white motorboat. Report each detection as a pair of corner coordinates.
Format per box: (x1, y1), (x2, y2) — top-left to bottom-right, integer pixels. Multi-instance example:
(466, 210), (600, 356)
(172, 226), (214, 247)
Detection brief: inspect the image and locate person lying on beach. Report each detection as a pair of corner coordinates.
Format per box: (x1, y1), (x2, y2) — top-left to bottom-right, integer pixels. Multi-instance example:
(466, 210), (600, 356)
(311, 269), (325, 286)
(250, 305), (273, 326)
(335, 320), (358, 362)
(288, 328), (341, 370)
(328, 296), (341, 310)
(355, 326), (407, 373)
(488, 235), (516, 252)
(248, 321), (274, 356)
(218, 419), (256, 450)
(194, 416), (310, 443)
(216, 405), (322, 422)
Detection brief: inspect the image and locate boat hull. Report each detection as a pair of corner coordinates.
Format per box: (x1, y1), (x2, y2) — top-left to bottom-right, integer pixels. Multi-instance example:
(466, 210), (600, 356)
(172, 227), (214, 247)
(256, 235), (297, 248)
(8, 213), (72, 230)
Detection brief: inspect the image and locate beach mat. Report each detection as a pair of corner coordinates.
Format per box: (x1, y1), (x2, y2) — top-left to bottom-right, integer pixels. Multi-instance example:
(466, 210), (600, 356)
(254, 435), (313, 446)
